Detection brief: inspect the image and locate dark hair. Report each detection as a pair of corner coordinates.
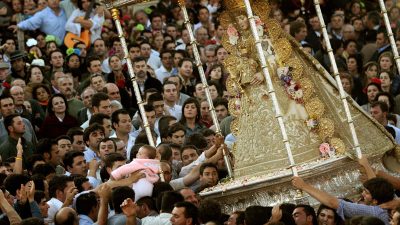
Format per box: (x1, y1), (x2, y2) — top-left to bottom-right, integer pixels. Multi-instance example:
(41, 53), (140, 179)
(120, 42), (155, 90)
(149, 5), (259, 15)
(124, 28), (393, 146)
(89, 113), (110, 126)
(186, 133), (208, 150)
(175, 201), (199, 225)
(34, 190), (46, 205)
(83, 123), (105, 144)
(168, 122), (186, 137)
(144, 104), (155, 113)
(347, 216), (384, 225)
(244, 206), (271, 225)
(54, 208), (76, 225)
(26, 154), (45, 172)
(198, 199), (220, 224)
(91, 92), (109, 108)
(47, 93), (68, 116)
(159, 115), (177, 140)
(179, 97), (202, 124)
(295, 204), (317, 225)
(56, 135), (71, 144)
(86, 56), (101, 68)
(290, 21), (307, 37)
(202, 128), (215, 137)
(367, 11), (381, 26)
(4, 113), (20, 134)
(20, 218), (45, 225)
(76, 191), (98, 215)
(130, 143), (145, 161)
(27, 65), (44, 83)
(48, 175), (74, 198)
(162, 80), (178, 93)
(157, 143), (172, 161)
(111, 109), (130, 130)
(159, 191), (184, 213)
(63, 150), (85, 171)
(35, 138), (57, 158)
(133, 56), (147, 65)
(31, 174), (46, 191)
(32, 163), (56, 177)
(371, 101), (389, 113)
(180, 145), (198, 156)
(375, 92), (395, 112)
(363, 177), (394, 204)
(178, 58), (193, 68)
(32, 84), (51, 101)
(4, 174), (30, 196)
(200, 162), (218, 176)
(112, 186), (135, 214)
(137, 196), (157, 212)
(148, 92), (164, 105)
(67, 127), (84, 140)
(208, 80), (223, 97)
(71, 174), (89, 193)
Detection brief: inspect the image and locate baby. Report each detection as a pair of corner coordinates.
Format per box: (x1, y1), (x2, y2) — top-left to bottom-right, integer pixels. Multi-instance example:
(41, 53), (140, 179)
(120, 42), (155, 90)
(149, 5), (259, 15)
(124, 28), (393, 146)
(111, 145), (160, 201)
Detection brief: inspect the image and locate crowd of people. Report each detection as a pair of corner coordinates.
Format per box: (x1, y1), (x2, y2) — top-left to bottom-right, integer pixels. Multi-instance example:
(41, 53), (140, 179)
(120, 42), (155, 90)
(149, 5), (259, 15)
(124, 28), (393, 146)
(0, 0), (400, 224)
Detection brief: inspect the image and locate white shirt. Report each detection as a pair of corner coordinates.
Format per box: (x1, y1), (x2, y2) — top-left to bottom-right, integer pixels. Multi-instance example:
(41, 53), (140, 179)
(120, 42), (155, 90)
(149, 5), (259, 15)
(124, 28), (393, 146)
(147, 55), (162, 71)
(165, 104), (182, 121)
(47, 198), (63, 225)
(110, 132), (136, 161)
(179, 152), (206, 177)
(388, 124), (400, 144)
(155, 65), (172, 83)
(65, 8), (105, 44)
(141, 213), (172, 225)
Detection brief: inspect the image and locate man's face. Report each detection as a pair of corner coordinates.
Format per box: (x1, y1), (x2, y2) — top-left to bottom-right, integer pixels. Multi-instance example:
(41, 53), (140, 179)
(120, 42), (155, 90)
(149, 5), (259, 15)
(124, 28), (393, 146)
(91, 76), (106, 92)
(145, 110), (156, 129)
(88, 60), (102, 74)
(93, 40), (106, 56)
(10, 87), (24, 106)
(174, 53), (184, 67)
(318, 209), (335, 225)
(295, 27), (307, 42)
(170, 207), (190, 225)
(216, 48), (228, 63)
(180, 188), (199, 207)
(82, 88), (95, 108)
(171, 147), (181, 161)
(50, 52), (64, 68)
(11, 58), (24, 72)
(227, 213), (239, 225)
(160, 163), (172, 183)
(0, 98), (15, 117)
(58, 78), (74, 98)
(205, 50), (215, 64)
(135, 12), (148, 25)
(106, 84), (121, 101)
(69, 156), (87, 176)
(198, 8), (209, 23)
(72, 135), (85, 152)
(196, 28), (208, 44)
(113, 41), (123, 55)
(166, 26), (177, 39)
(353, 19), (364, 32)
(200, 167), (218, 187)
(4, 40), (16, 54)
(163, 84), (178, 103)
(161, 52), (173, 69)
(331, 16), (343, 30)
(94, 100), (112, 116)
(152, 16), (163, 30)
(49, 144), (61, 166)
(133, 60), (147, 79)
(102, 118), (112, 137)
(361, 188), (374, 205)
(0, 68), (8, 81)
(61, 181), (76, 202)
(140, 44), (152, 59)
(129, 47), (141, 60)
(152, 100), (165, 118)
(309, 16), (320, 31)
(293, 207), (312, 225)
(9, 116), (25, 135)
(115, 114), (132, 134)
(376, 33), (388, 49)
(87, 130), (105, 150)
(99, 140), (115, 160)
(181, 148), (198, 166)
(58, 139), (72, 159)
(194, 84), (205, 99)
(370, 106), (386, 125)
(215, 105), (228, 122)
(170, 130), (185, 146)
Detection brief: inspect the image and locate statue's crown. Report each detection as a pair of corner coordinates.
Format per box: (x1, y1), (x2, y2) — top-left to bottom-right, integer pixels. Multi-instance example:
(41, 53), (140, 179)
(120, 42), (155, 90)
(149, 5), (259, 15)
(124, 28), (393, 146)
(223, 0), (246, 11)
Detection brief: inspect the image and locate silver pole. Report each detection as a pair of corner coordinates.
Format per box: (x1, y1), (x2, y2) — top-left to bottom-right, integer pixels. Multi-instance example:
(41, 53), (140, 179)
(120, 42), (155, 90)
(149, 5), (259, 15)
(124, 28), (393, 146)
(313, 0), (362, 158)
(242, 0), (298, 176)
(177, 0), (233, 178)
(111, 9), (165, 181)
(378, 0), (400, 75)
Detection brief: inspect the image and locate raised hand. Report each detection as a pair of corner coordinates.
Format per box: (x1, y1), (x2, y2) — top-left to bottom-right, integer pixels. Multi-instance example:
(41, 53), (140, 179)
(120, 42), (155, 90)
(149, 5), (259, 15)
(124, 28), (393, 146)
(128, 170), (146, 184)
(27, 181), (35, 203)
(97, 183), (111, 202)
(120, 198), (137, 217)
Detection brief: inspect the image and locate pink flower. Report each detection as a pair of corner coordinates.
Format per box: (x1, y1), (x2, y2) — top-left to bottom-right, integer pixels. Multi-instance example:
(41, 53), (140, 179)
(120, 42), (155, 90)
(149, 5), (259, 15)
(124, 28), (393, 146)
(319, 143), (330, 155)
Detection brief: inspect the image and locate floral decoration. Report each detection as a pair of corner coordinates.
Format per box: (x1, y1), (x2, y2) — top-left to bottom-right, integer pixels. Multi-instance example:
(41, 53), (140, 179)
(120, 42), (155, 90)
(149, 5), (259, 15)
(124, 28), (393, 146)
(278, 66), (304, 103)
(319, 142), (336, 158)
(305, 118), (318, 130)
(227, 24), (239, 45)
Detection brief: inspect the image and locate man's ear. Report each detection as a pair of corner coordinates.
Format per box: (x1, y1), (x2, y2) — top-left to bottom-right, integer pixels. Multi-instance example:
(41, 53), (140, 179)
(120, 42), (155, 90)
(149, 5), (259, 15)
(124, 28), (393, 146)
(43, 152), (50, 160)
(185, 218), (192, 225)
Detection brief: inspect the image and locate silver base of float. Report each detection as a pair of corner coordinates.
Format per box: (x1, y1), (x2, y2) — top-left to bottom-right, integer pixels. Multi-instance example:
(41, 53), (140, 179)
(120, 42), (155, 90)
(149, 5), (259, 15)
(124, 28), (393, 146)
(200, 155), (392, 213)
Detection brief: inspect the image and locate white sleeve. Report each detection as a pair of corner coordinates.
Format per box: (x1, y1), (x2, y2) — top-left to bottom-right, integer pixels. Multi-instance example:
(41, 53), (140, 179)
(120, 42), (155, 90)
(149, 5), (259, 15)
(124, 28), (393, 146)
(169, 177), (186, 190)
(178, 152), (206, 177)
(65, 9), (81, 35)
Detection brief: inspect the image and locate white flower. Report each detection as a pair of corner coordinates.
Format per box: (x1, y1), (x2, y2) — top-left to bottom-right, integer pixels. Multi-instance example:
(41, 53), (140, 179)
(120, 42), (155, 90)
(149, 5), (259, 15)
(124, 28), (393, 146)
(31, 59), (45, 67)
(26, 38), (37, 47)
(229, 35), (238, 45)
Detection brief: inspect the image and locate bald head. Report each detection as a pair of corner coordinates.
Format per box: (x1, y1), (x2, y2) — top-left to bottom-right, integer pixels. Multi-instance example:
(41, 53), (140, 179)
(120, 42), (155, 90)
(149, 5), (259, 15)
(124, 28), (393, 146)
(54, 207), (78, 225)
(104, 83), (121, 101)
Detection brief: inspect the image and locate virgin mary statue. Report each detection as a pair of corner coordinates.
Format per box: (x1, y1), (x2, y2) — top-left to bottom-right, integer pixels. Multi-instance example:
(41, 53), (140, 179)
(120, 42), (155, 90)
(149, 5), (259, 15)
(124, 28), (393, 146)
(220, 0), (397, 178)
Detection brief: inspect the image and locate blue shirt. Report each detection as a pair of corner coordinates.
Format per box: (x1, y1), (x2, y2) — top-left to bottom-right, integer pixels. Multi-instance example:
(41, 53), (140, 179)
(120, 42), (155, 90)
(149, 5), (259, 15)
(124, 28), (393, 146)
(18, 7), (67, 43)
(79, 214), (95, 225)
(336, 199), (390, 225)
